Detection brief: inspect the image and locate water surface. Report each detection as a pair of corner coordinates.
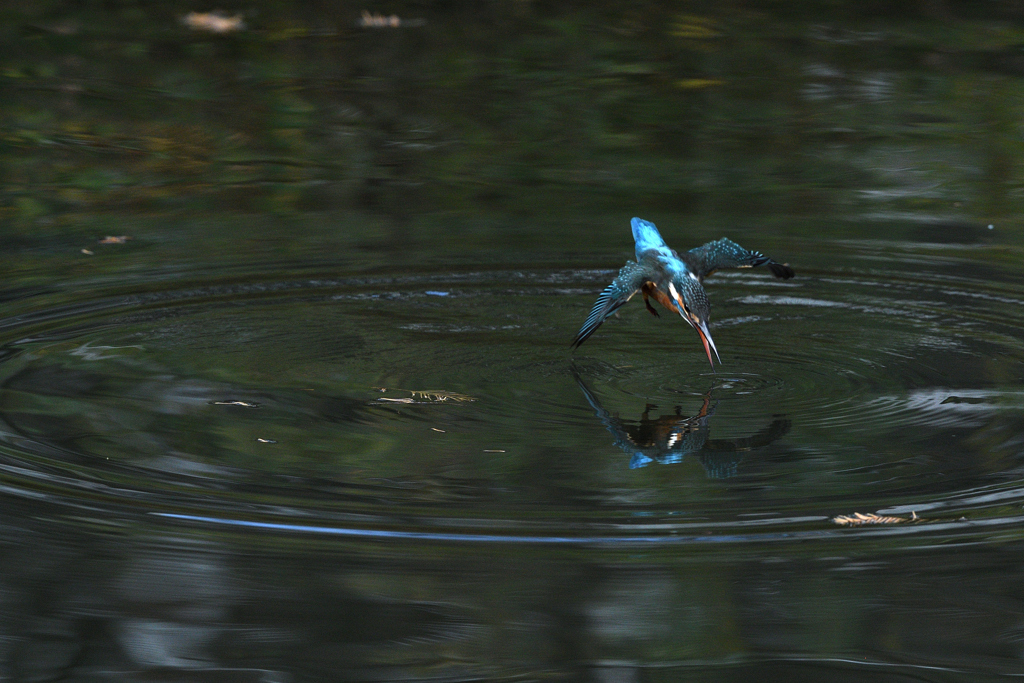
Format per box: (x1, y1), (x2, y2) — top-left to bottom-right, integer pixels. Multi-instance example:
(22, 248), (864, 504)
(3, 2), (1024, 681)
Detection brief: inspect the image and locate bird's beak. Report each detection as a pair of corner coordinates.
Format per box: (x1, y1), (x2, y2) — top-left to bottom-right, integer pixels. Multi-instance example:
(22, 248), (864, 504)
(695, 319), (720, 369)
(670, 283), (720, 370)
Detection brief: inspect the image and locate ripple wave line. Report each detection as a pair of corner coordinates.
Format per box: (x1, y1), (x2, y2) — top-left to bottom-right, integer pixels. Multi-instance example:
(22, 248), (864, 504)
(151, 512), (756, 545)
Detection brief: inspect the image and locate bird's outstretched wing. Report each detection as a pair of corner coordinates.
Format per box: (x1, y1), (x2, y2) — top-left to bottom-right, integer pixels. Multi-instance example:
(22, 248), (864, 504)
(571, 260), (650, 349)
(687, 238), (795, 281)
(571, 366), (639, 452)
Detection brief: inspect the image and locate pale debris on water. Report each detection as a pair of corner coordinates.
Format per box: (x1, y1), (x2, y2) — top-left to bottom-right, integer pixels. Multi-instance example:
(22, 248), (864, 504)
(357, 10), (425, 28)
(409, 390), (474, 402)
(182, 11), (246, 33)
(832, 511), (919, 526)
(375, 387), (475, 403)
(358, 11), (401, 28)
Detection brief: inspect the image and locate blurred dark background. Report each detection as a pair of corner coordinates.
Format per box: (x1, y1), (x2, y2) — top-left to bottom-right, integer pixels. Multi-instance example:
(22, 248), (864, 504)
(4, 0), (1024, 277)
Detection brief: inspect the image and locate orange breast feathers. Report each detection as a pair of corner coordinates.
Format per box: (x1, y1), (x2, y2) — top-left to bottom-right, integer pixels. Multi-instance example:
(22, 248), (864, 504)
(642, 282), (681, 314)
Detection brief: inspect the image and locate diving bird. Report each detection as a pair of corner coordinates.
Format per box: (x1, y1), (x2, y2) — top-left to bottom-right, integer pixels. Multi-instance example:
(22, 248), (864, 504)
(571, 366), (791, 475)
(571, 217), (794, 367)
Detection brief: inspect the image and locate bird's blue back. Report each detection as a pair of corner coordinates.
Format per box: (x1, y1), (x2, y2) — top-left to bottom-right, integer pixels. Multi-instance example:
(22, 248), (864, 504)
(631, 217), (674, 262)
(631, 216), (689, 280)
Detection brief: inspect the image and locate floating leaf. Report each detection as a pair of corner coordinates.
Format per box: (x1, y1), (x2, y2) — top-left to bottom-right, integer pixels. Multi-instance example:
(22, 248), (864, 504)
(832, 511), (920, 526)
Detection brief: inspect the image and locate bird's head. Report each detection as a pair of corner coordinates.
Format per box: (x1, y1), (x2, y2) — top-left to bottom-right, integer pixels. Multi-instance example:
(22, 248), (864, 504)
(668, 276), (719, 369)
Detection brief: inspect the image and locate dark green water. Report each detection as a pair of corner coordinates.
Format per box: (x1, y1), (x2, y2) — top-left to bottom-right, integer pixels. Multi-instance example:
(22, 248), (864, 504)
(4, 2), (1024, 680)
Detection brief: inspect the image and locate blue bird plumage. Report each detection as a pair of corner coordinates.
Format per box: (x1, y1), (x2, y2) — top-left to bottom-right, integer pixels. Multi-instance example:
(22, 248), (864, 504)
(571, 217), (795, 367)
(631, 217), (672, 262)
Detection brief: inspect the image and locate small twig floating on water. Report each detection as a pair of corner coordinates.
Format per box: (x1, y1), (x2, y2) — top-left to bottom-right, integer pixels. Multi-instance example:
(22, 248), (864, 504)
(832, 511), (920, 526)
(211, 400), (260, 408)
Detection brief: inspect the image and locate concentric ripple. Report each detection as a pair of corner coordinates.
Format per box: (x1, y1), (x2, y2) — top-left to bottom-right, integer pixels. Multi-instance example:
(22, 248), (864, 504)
(0, 243), (1023, 544)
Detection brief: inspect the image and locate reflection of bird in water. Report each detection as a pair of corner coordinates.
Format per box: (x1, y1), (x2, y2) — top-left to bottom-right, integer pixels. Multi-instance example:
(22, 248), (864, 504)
(571, 217), (794, 368)
(572, 368), (790, 477)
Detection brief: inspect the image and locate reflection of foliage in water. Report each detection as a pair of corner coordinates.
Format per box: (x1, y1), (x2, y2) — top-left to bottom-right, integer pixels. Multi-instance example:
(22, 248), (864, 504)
(3, 1), (1024, 236)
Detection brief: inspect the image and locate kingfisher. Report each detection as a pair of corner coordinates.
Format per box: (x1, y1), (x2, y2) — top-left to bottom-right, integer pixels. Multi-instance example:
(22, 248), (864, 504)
(571, 366), (791, 475)
(571, 217), (794, 367)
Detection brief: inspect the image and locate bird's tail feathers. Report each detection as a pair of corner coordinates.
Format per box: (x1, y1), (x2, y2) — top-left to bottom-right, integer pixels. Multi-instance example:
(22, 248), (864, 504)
(767, 261), (795, 279)
(749, 251), (795, 280)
